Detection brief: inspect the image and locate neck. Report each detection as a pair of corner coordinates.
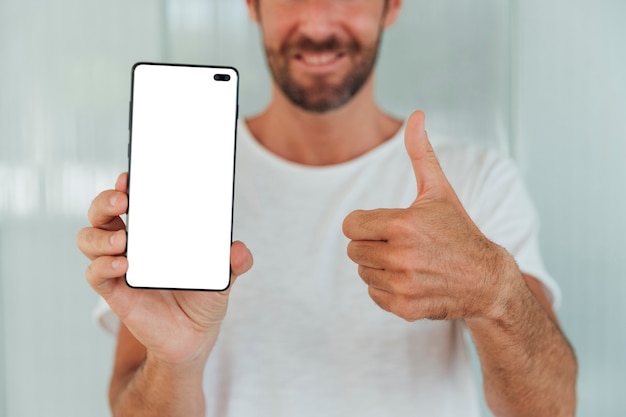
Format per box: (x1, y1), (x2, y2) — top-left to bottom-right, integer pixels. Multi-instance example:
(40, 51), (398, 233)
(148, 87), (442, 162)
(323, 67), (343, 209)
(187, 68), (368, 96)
(246, 76), (402, 166)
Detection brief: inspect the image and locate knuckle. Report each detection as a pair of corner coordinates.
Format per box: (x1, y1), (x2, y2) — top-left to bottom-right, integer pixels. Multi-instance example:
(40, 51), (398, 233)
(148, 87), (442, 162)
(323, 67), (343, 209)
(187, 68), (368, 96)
(393, 274), (416, 297)
(85, 262), (98, 286)
(386, 248), (407, 271)
(85, 258), (116, 296)
(387, 212), (415, 237)
(386, 246), (418, 274)
(87, 190), (109, 221)
(80, 228), (126, 257)
(77, 227), (102, 257)
(91, 229), (108, 252)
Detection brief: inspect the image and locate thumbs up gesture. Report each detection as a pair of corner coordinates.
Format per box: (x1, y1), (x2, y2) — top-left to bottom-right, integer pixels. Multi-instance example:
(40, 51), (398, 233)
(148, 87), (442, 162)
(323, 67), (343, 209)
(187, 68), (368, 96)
(342, 111), (520, 322)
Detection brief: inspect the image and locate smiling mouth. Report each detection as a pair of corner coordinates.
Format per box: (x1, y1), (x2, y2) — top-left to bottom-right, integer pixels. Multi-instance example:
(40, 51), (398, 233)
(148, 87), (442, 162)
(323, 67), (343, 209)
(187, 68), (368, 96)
(295, 51), (346, 67)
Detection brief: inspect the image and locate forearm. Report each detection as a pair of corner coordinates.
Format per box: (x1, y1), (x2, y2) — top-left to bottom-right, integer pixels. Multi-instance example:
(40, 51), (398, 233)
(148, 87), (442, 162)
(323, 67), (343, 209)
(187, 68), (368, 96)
(466, 264), (577, 417)
(110, 352), (207, 417)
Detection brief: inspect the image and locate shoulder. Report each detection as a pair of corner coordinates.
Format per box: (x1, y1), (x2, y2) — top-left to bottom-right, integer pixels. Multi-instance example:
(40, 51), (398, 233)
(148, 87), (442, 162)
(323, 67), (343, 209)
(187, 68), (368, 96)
(431, 138), (521, 205)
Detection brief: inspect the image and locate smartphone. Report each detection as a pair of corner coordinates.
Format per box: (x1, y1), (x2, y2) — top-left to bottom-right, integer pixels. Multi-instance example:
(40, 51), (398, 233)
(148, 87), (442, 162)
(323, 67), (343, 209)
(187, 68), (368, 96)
(125, 62), (238, 291)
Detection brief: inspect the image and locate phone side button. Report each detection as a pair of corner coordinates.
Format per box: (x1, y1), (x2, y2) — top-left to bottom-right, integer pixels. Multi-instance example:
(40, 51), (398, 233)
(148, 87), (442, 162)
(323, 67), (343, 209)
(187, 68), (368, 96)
(127, 142), (131, 159)
(128, 101), (132, 130)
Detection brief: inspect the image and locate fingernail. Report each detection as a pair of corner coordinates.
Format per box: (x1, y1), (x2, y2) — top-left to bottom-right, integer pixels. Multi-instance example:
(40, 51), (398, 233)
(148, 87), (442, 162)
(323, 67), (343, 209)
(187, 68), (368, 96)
(110, 194), (118, 207)
(112, 259), (120, 269)
(109, 232), (117, 247)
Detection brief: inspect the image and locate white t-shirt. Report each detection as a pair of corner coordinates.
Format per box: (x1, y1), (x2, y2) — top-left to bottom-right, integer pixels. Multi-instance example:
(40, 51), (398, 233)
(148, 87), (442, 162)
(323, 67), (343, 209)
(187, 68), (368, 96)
(95, 120), (559, 417)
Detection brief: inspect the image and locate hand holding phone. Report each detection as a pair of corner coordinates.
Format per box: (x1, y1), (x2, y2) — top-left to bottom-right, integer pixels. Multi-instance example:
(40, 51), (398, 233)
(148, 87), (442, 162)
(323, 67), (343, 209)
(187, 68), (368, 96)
(78, 170), (254, 365)
(77, 63), (252, 371)
(126, 63), (239, 291)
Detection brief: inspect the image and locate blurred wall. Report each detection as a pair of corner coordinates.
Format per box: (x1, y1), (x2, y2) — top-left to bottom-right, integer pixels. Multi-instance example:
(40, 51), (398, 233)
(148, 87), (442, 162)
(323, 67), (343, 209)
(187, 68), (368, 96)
(0, 1), (164, 416)
(513, 0), (626, 414)
(0, 0), (624, 416)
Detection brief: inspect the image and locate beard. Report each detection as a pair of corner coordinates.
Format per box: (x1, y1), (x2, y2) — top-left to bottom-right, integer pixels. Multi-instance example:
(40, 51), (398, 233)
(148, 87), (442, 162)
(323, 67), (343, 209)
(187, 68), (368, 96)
(264, 32), (383, 113)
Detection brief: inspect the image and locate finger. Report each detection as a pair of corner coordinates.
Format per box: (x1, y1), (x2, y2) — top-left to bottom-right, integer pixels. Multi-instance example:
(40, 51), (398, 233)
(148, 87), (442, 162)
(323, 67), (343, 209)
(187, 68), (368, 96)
(367, 285), (429, 322)
(358, 265), (392, 291)
(85, 255), (129, 297)
(368, 286), (430, 322)
(404, 111), (453, 201)
(367, 286), (394, 313)
(77, 228), (127, 260)
(115, 172), (128, 193)
(88, 189), (128, 231)
(347, 240), (388, 269)
(358, 266), (425, 297)
(229, 240), (254, 285)
(342, 208), (404, 241)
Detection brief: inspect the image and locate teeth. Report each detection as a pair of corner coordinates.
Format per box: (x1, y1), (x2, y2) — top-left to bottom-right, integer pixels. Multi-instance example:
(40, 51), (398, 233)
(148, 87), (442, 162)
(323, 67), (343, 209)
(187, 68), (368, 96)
(302, 53), (337, 65)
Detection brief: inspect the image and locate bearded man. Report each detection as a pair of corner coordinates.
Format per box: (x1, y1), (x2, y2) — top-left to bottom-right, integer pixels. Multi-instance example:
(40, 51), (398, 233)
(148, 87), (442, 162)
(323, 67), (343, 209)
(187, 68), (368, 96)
(78, 1), (577, 416)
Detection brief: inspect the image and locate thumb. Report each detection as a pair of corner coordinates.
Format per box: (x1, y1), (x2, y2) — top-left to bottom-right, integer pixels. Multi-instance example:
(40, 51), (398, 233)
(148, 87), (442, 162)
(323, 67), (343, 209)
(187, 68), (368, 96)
(404, 111), (451, 201)
(229, 240), (253, 284)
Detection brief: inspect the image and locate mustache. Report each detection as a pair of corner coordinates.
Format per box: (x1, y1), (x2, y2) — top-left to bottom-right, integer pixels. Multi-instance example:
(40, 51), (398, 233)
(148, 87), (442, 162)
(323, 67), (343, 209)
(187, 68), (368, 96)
(280, 36), (360, 55)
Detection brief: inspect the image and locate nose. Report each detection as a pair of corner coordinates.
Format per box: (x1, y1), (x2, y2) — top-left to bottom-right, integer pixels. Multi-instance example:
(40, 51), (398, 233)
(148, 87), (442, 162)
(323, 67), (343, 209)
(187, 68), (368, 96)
(298, 0), (338, 41)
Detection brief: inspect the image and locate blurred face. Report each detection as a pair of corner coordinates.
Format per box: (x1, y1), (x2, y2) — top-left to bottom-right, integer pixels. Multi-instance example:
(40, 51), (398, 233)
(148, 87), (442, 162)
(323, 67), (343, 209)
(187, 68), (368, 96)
(249, 0), (400, 113)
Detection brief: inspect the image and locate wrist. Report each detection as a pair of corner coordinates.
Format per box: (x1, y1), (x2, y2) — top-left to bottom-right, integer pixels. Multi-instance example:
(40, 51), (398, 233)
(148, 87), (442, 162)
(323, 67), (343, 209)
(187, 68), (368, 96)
(144, 349), (209, 381)
(143, 323), (221, 370)
(114, 347), (208, 417)
(144, 327), (219, 377)
(469, 246), (528, 326)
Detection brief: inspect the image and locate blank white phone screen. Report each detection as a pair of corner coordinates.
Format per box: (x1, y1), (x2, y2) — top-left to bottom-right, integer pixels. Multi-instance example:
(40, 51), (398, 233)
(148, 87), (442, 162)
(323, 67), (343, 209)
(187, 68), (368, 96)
(126, 63), (238, 290)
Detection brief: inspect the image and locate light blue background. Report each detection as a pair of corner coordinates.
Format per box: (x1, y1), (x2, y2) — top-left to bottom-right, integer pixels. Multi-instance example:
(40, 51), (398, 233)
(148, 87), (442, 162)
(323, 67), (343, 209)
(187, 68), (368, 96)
(1, 1), (624, 416)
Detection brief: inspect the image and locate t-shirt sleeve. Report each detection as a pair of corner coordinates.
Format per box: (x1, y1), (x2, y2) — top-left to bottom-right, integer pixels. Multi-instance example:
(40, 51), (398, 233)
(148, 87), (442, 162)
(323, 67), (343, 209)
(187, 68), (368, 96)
(452, 148), (561, 309)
